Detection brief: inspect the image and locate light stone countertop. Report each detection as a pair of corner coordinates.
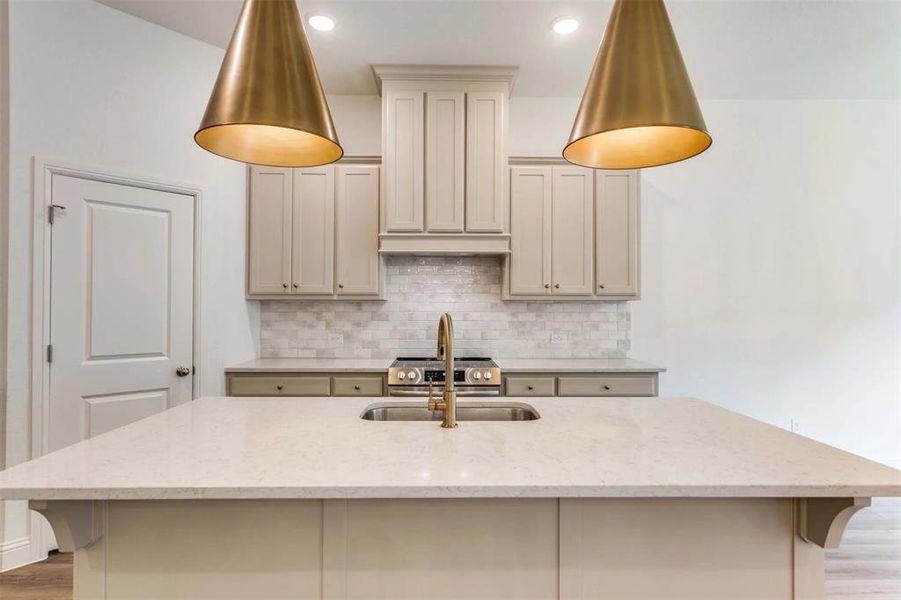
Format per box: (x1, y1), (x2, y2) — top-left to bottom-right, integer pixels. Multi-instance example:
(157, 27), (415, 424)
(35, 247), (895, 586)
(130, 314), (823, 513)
(0, 396), (898, 501)
(225, 357), (664, 374)
(225, 358), (393, 373)
(495, 358), (664, 373)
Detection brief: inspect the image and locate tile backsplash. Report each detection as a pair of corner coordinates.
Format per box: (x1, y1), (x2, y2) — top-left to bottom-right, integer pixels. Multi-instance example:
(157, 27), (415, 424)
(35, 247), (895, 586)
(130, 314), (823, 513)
(260, 256), (630, 359)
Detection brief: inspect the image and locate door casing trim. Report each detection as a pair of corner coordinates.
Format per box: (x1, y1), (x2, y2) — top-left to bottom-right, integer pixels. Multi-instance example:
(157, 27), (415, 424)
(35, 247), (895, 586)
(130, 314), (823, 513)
(30, 157), (203, 460)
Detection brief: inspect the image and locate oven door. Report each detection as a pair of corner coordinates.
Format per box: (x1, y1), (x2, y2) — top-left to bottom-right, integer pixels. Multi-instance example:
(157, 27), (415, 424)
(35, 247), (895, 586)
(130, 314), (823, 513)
(388, 385), (500, 397)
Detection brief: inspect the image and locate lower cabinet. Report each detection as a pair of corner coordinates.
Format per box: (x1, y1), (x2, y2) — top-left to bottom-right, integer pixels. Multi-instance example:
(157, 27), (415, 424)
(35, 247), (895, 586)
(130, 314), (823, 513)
(227, 374), (386, 397)
(504, 373), (658, 397)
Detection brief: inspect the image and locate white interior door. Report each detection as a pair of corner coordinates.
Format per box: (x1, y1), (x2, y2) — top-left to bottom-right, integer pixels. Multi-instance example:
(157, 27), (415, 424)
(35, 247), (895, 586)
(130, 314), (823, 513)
(47, 174), (194, 452)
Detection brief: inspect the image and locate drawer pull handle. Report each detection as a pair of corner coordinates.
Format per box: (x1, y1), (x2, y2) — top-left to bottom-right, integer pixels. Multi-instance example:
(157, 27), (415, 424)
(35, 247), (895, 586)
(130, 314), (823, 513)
(354, 384), (361, 391)
(276, 385), (283, 391)
(527, 385), (534, 391)
(603, 385), (611, 390)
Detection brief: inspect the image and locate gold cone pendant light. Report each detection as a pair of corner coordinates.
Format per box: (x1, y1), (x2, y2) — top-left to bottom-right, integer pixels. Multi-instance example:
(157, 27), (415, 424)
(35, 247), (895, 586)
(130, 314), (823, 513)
(195, 0), (343, 167)
(564, 0), (711, 169)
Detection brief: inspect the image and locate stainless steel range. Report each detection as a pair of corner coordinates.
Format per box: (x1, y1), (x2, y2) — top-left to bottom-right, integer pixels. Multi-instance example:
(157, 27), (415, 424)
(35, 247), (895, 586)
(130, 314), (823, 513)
(388, 357), (501, 397)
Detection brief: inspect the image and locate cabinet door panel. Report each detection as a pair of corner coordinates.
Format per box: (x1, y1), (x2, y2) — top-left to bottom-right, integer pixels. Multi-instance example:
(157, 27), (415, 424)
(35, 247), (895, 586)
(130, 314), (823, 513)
(551, 167), (593, 295)
(292, 167), (335, 294)
(509, 167), (551, 296)
(596, 170), (640, 297)
(465, 92), (505, 232)
(426, 92), (464, 232)
(384, 90), (424, 232)
(248, 167), (291, 295)
(337, 166), (380, 296)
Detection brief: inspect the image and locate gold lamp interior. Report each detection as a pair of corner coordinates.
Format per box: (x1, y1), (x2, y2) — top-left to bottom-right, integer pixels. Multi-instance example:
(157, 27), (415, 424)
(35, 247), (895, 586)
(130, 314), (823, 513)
(564, 126), (712, 170)
(195, 124), (343, 168)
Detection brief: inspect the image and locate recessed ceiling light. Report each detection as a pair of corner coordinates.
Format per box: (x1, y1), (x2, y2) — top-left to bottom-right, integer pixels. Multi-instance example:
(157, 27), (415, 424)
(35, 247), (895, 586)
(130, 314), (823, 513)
(308, 15), (335, 32)
(552, 17), (580, 35)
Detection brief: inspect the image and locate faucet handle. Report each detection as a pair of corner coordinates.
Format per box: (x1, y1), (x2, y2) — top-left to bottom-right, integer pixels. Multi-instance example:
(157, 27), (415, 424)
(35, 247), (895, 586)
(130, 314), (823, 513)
(427, 381), (445, 412)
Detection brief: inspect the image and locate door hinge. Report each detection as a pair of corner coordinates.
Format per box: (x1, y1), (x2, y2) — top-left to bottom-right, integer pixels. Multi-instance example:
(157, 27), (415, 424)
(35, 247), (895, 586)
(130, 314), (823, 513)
(46, 344), (53, 363)
(48, 204), (67, 225)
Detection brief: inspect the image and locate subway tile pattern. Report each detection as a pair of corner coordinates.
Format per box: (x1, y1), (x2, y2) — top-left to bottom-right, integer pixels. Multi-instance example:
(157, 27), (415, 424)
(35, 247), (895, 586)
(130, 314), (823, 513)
(260, 256), (630, 359)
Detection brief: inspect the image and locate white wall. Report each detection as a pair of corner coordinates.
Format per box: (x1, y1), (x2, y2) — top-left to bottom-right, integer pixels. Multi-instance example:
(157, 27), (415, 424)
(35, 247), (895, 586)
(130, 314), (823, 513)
(3, 0), (259, 562)
(504, 96), (900, 464)
(631, 99), (900, 465)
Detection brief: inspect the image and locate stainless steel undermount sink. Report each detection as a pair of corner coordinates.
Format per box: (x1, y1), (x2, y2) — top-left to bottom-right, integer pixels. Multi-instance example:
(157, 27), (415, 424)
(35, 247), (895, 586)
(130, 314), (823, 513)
(360, 402), (540, 422)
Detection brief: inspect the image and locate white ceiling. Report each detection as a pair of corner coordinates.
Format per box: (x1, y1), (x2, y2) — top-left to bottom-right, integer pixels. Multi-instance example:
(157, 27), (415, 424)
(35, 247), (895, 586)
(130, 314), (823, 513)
(96, 0), (899, 99)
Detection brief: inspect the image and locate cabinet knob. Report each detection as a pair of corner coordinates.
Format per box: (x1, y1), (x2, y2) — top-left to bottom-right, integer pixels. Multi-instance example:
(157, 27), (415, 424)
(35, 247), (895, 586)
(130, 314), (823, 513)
(527, 385), (534, 391)
(338, 284), (344, 289)
(544, 284), (550, 289)
(276, 385), (283, 391)
(603, 385), (611, 391)
(282, 283), (288, 289)
(354, 384), (361, 391)
(292, 283), (298, 289)
(599, 284), (605, 289)
(554, 283), (560, 289)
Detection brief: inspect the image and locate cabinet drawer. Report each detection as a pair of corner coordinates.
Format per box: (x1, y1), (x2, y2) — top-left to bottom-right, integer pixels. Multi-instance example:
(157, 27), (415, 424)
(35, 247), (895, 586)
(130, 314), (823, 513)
(332, 376), (384, 396)
(505, 377), (555, 396)
(557, 375), (656, 397)
(229, 376), (331, 397)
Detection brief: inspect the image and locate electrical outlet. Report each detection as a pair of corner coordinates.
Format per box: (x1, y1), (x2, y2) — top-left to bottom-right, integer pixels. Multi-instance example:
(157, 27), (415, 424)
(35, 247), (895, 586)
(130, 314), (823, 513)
(551, 333), (568, 345)
(327, 333), (344, 345)
(790, 419), (801, 434)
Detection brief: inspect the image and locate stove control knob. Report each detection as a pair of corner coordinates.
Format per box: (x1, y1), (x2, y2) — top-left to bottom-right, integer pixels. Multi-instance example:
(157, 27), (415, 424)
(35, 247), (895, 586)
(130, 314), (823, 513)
(397, 371), (406, 380)
(483, 371), (492, 380)
(407, 370), (417, 381)
(473, 371), (482, 380)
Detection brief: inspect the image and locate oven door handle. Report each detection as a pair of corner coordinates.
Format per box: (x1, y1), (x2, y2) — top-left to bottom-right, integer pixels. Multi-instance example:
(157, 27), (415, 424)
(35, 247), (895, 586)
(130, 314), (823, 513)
(388, 388), (500, 397)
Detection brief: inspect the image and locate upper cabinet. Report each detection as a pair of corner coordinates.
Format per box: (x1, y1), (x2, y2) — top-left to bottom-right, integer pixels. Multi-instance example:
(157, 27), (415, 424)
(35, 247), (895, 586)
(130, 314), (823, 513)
(425, 91), (464, 233)
(336, 166), (381, 296)
(596, 170), (640, 297)
(506, 166), (640, 301)
(375, 65), (515, 254)
(248, 167), (292, 295)
(465, 92), (506, 233)
(508, 166), (593, 296)
(384, 90), (424, 232)
(247, 165), (383, 300)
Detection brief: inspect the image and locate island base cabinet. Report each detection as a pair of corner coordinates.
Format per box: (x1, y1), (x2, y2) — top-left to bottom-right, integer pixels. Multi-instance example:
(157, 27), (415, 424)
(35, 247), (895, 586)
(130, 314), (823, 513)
(70, 498), (825, 599)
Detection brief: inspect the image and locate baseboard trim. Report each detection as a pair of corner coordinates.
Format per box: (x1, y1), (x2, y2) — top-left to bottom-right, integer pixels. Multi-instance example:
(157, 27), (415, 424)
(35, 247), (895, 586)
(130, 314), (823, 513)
(0, 536), (32, 573)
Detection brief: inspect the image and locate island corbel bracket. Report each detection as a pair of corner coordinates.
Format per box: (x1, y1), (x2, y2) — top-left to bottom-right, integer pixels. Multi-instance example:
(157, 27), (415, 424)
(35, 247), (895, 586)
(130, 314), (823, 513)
(30, 500), (106, 552)
(797, 497), (870, 549)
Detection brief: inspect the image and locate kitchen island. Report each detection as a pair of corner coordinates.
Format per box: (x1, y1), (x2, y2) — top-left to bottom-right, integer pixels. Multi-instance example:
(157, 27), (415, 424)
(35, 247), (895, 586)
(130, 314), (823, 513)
(0, 396), (898, 599)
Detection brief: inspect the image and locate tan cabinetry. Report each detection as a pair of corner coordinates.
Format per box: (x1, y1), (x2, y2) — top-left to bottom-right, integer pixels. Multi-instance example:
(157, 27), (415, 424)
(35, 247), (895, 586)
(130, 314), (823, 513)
(596, 170), (640, 297)
(248, 167), (292, 295)
(336, 166), (381, 296)
(504, 372), (658, 397)
(508, 166), (593, 296)
(506, 165), (640, 300)
(375, 66), (515, 254)
(247, 165), (382, 300)
(227, 373), (387, 397)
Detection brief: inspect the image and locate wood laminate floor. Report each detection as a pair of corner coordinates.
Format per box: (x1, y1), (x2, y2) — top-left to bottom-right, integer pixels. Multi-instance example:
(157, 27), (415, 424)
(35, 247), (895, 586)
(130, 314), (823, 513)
(0, 499), (898, 599)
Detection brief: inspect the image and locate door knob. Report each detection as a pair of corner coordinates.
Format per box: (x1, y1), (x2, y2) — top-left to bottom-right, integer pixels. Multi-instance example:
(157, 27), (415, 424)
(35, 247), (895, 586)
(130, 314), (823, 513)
(175, 366), (191, 377)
